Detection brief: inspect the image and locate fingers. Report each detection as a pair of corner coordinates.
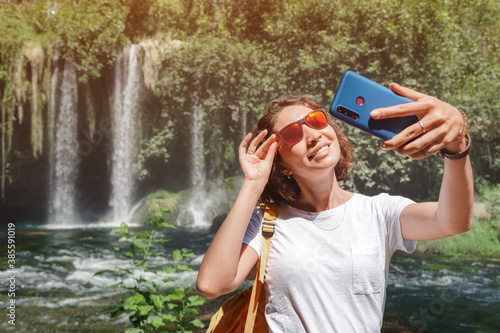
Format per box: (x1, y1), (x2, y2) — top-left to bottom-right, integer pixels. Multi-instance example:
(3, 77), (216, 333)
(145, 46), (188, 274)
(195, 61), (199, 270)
(371, 99), (433, 120)
(380, 101), (461, 154)
(239, 132), (254, 156)
(384, 120), (461, 160)
(370, 84), (434, 120)
(247, 130), (267, 154)
(382, 119), (430, 149)
(391, 130), (446, 159)
(388, 82), (427, 101)
(264, 139), (278, 163)
(239, 130), (278, 159)
(367, 82), (466, 161)
(239, 130), (268, 155)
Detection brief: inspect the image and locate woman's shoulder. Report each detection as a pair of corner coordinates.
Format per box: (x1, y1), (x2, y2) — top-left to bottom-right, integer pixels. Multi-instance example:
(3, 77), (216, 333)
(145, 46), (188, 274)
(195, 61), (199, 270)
(355, 192), (411, 201)
(352, 192), (414, 208)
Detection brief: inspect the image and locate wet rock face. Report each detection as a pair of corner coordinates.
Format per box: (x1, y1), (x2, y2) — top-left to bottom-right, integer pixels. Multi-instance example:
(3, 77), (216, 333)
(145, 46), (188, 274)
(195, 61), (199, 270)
(1, 158), (48, 223)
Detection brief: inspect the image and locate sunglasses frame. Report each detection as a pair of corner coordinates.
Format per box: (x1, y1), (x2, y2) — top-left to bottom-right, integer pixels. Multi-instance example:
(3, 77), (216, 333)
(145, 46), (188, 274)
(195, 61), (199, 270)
(276, 109), (329, 146)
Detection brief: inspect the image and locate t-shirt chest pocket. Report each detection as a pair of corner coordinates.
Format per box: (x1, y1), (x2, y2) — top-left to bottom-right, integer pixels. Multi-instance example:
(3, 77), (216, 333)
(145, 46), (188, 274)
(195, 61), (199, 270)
(350, 245), (383, 295)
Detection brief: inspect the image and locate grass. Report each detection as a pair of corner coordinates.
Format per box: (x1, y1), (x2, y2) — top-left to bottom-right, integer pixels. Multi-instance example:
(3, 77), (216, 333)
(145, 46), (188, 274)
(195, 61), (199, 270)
(416, 218), (500, 256)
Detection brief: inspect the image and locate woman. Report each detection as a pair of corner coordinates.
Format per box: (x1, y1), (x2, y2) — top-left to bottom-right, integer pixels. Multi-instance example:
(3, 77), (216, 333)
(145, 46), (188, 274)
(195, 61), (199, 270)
(197, 83), (473, 332)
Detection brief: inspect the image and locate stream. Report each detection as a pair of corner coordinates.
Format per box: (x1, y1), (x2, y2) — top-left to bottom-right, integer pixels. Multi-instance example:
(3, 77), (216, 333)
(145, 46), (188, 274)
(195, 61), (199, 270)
(1, 223), (499, 332)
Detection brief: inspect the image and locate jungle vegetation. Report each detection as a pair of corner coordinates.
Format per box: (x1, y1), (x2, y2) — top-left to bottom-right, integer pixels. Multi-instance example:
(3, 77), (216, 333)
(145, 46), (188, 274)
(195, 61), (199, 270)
(1, 0), (499, 202)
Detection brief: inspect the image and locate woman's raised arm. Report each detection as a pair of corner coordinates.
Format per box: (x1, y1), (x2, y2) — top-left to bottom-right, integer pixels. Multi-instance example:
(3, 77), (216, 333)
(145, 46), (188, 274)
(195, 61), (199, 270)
(196, 131), (278, 297)
(370, 84), (473, 240)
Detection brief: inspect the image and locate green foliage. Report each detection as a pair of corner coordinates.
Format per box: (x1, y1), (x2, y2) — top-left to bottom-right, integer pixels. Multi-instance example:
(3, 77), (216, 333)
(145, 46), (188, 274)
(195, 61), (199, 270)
(477, 183), (500, 222)
(96, 203), (204, 332)
(51, 0), (129, 82)
(417, 184), (500, 256)
(146, 190), (176, 200)
(416, 218), (500, 256)
(1, 0), (499, 201)
(137, 123), (175, 181)
(149, 0), (500, 198)
(155, 34), (285, 176)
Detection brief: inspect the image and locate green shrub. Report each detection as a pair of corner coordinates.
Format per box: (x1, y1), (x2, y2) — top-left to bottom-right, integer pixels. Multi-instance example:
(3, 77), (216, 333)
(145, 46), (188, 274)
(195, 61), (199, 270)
(417, 185), (500, 256)
(417, 218), (500, 256)
(95, 202), (204, 332)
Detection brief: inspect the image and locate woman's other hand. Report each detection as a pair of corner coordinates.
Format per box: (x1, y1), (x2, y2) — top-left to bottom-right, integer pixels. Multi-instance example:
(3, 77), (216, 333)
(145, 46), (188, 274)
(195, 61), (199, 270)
(370, 83), (465, 160)
(239, 130), (278, 185)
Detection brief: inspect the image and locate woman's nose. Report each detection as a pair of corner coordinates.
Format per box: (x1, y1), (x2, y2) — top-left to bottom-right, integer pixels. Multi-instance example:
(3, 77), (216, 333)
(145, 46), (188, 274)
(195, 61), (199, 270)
(303, 125), (322, 145)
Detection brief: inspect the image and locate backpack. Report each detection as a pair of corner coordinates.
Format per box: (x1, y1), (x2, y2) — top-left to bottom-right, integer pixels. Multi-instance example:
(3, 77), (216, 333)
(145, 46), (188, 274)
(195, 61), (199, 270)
(206, 202), (278, 333)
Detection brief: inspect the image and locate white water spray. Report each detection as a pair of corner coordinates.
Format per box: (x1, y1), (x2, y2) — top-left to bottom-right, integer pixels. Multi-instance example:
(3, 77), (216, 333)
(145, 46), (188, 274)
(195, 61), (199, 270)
(109, 45), (141, 223)
(181, 100), (209, 227)
(48, 56), (58, 195)
(48, 61), (79, 225)
(176, 96), (229, 229)
(190, 100), (205, 188)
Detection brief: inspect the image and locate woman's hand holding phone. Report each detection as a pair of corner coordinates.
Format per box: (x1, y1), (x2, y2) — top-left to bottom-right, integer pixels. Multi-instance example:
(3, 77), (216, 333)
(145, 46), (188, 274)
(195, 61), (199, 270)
(371, 83), (465, 160)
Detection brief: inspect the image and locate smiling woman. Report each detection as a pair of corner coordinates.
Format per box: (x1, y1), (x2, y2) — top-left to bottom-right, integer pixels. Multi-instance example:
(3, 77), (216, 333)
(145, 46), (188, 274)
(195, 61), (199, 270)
(253, 96), (353, 205)
(197, 87), (474, 332)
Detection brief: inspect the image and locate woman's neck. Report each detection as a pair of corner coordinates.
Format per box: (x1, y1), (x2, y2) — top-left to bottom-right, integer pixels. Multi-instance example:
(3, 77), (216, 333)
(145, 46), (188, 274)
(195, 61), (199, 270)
(291, 173), (348, 212)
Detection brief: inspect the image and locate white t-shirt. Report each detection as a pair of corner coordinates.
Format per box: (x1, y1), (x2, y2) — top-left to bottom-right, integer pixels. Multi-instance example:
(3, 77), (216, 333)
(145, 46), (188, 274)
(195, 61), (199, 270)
(243, 193), (416, 332)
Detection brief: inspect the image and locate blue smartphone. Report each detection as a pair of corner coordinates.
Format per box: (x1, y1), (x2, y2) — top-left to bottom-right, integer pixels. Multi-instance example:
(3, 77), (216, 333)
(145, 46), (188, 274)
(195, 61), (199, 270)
(329, 71), (418, 141)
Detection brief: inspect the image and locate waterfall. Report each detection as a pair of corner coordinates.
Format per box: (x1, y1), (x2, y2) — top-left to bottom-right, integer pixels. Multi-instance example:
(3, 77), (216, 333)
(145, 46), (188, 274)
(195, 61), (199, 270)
(109, 45), (141, 223)
(176, 99), (206, 227)
(48, 61), (79, 225)
(190, 100), (205, 187)
(48, 56), (58, 174)
(176, 97), (228, 229)
(48, 56), (58, 222)
(241, 108), (247, 137)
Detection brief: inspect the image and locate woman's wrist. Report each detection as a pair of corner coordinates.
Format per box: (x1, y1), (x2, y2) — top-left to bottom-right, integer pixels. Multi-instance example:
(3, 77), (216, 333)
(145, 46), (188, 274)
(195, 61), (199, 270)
(442, 135), (466, 153)
(439, 109), (471, 159)
(440, 133), (471, 160)
(241, 178), (267, 196)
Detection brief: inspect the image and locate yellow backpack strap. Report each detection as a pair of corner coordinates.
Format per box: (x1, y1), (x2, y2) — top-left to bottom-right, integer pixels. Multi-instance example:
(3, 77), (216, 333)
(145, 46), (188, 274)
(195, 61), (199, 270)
(260, 202), (278, 239)
(245, 202), (278, 332)
(257, 202), (278, 282)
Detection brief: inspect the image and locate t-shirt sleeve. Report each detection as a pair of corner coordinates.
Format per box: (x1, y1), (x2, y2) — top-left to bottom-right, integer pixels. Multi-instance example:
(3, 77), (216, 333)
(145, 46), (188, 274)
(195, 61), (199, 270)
(242, 206), (263, 257)
(379, 193), (417, 253)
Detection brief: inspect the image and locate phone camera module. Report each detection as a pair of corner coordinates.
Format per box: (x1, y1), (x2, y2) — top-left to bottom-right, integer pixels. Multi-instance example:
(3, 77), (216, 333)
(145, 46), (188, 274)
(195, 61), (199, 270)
(356, 97), (364, 106)
(336, 106), (359, 120)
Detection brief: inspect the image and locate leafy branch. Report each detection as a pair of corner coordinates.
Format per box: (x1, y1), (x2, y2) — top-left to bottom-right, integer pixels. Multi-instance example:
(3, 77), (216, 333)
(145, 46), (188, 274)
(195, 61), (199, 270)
(95, 202), (204, 332)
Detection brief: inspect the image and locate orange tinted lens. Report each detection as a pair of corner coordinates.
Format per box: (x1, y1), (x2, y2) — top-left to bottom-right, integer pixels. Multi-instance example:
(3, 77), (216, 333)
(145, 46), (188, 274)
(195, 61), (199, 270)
(306, 111), (328, 129)
(280, 123), (303, 145)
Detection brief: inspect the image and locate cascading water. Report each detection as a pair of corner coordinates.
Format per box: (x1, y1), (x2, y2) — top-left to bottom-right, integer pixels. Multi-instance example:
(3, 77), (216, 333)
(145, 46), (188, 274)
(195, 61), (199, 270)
(190, 101), (205, 188)
(176, 99), (206, 227)
(176, 96), (228, 228)
(48, 60), (79, 225)
(241, 108), (247, 137)
(48, 56), (58, 203)
(109, 45), (141, 223)
(182, 101), (209, 227)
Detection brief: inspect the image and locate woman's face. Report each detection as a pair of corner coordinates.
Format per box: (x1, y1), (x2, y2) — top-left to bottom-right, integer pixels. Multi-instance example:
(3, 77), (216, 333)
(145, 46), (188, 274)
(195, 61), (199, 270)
(273, 105), (341, 179)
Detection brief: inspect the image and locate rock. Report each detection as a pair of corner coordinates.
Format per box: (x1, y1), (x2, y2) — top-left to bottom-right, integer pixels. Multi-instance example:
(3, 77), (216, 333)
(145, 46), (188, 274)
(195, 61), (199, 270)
(382, 312), (419, 332)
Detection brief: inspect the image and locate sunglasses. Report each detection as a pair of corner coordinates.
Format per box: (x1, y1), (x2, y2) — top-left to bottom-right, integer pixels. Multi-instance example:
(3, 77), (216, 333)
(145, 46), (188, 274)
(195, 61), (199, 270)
(276, 109), (329, 146)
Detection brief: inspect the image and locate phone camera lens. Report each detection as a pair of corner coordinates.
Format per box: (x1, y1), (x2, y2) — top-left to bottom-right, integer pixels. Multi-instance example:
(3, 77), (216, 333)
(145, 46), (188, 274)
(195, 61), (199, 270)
(336, 106), (359, 121)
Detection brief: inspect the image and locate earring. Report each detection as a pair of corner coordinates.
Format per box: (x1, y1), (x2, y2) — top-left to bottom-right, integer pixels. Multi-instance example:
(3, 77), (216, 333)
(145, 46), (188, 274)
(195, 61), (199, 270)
(287, 174), (293, 180)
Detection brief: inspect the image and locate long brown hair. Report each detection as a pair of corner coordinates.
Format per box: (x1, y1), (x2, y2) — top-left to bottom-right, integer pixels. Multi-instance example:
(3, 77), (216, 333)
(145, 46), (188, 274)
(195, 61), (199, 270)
(252, 95), (353, 204)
